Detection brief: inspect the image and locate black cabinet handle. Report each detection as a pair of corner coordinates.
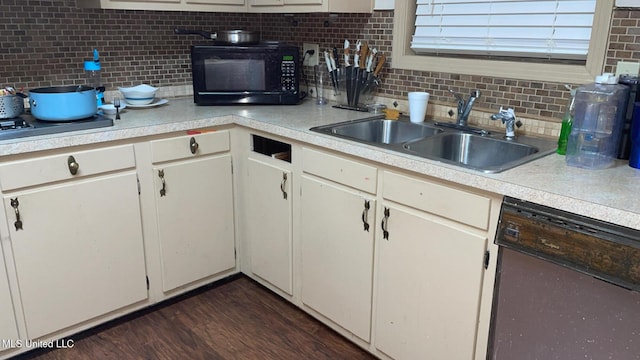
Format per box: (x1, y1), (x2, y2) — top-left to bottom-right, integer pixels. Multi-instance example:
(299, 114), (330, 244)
(11, 198), (22, 231)
(381, 207), (390, 240)
(362, 200), (370, 232)
(158, 169), (167, 197)
(280, 173), (288, 200)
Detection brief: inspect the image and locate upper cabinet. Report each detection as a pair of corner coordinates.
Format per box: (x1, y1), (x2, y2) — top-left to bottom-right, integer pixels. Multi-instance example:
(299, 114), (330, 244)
(248, 0), (372, 12)
(616, 0), (640, 6)
(81, 0), (373, 12)
(79, 0), (248, 12)
(373, 0), (393, 10)
(187, 0), (245, 3)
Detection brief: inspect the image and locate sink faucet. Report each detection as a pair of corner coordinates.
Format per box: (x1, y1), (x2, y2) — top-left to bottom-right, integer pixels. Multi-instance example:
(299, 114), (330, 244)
(490, 107), (521, 139)
(449, 89), (481, 127)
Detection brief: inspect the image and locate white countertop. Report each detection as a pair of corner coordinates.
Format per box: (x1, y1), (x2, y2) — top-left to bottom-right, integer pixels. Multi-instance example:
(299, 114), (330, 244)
(3, 97), (639, 230)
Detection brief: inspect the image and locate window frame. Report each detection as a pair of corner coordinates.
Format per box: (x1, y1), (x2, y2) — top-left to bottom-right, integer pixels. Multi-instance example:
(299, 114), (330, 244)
(392, 0), (613, 84)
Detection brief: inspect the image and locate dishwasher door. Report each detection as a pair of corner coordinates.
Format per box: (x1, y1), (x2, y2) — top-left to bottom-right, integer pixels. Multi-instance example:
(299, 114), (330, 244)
(489, 197), (640, 360)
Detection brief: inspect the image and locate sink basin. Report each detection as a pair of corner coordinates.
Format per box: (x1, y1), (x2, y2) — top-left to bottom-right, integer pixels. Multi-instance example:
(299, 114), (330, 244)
(310, 116), (557, 173)
(311, 118), (442, 145)
(403, 132), (556, 173)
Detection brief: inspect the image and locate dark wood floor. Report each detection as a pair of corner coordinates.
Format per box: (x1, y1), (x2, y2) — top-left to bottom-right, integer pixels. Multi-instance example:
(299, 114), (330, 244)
(18, 276), (375, 360)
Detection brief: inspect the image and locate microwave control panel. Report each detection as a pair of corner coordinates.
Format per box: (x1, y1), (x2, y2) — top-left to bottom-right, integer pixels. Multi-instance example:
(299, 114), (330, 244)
(281, 57), (297, 93)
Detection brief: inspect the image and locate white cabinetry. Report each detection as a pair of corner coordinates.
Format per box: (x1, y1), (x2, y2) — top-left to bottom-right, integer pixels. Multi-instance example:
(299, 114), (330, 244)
(80, 0), (248, 12)
(616, 0), (640, 7)
(148, 131), (236, 294)
(297, 147), (498, 356)
(246, 157), (293, 295)
(186, 0), (245, 4)
(285, 0), (321, 3)
(248, 0), (372, 12)
(300, 148), (377, 342)
(0, 254), (18, 353)
(374, 171), (497, 360)
(82, 0), (372, 12)
(251, 0), (321, 4)
(374, 0), (393, 10)
(0, 145), (148, 340)
(236, 132), (293, 297)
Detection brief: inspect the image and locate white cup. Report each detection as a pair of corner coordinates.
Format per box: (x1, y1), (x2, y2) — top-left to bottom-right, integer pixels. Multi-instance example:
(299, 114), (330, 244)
(408, 92), (430, 123)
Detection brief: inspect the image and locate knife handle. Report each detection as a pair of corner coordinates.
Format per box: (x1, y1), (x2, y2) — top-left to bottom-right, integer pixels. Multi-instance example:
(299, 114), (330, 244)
(324, 51), (333, 72)
(374, 53), (386, 76)
(329, 52), (337, 72)
(366, 50), (376, 72)
(344, 47), (350, 66)
(360, 42), (368, 69)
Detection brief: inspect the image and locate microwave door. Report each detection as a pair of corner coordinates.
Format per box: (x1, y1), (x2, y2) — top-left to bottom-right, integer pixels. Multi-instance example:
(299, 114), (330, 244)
(204, 59), (266, 92)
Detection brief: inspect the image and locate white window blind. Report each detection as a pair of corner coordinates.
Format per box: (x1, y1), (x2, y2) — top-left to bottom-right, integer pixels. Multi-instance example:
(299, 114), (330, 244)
(411, 0), (597, 59)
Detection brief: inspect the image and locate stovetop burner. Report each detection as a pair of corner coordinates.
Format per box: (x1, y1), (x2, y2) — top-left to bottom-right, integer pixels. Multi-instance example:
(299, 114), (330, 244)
(0, 118), (30, 131)
(0, 113), (114, 141)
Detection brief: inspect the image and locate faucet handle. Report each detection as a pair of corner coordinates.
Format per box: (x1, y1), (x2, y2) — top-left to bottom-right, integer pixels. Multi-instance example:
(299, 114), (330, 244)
(495, 106), (515, 120)
(491, 107), (520, 139)
(448, 89), (464, 102)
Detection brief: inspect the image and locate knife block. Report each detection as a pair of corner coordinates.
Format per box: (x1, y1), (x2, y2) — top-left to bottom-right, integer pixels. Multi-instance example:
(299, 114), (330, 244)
(333, 66), (379, 112)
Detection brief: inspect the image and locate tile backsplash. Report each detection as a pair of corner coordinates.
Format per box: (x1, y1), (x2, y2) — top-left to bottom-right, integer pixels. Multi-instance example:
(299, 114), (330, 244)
(1, 2), (639, 136)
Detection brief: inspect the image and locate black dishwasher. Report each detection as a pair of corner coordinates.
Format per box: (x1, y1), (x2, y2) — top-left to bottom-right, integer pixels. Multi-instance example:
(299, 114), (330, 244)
(489, 196), (640, 360)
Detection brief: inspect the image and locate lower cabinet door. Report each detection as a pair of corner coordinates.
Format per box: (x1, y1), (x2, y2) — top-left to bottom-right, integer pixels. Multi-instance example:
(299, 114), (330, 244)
(246, 158), (292, 295)
(300, 175), (375, 342)
(3, 173), (148, 339)
(154, 154), (236, 293)
(0, 255), (18, 351)
(374, 203), (488, 360)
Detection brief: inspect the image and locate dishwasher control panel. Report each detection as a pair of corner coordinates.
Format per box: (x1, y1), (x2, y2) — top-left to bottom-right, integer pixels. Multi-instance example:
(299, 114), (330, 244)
(496, 196), (640, 292)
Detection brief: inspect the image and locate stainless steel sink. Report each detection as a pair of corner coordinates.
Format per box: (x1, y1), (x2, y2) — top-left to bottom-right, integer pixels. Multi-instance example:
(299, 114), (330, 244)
(403, 132), (555, 173)
(310, 116), (557, 173)
(311, 118), (442, 145)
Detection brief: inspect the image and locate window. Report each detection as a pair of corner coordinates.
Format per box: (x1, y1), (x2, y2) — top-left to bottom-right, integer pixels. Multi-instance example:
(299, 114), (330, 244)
(392, 0), (613, 83)
(412, 1), (596, 60)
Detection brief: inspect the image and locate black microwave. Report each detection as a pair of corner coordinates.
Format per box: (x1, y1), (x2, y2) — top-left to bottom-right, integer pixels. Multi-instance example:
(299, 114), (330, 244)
(190, 42), (300, 105)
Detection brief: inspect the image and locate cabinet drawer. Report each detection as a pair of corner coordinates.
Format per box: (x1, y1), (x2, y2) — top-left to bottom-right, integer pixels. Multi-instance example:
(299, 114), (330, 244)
(0, 144), (136, 192)
(151, 130), (230, 164)
(382, 171), (491, 230)
(302, 147), (377, 194)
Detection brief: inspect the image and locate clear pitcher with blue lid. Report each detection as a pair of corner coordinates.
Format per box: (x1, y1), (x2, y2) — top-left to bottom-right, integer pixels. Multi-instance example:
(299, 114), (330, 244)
(566, 73), (630, 169)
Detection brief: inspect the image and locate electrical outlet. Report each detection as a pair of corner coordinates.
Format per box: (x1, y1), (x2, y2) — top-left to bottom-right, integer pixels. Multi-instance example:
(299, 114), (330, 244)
(616, 61), (640, 77)
(303, 43), (320, 67)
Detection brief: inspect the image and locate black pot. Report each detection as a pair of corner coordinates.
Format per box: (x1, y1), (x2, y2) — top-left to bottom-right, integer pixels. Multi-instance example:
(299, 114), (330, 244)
(174, 28), (260, 44)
